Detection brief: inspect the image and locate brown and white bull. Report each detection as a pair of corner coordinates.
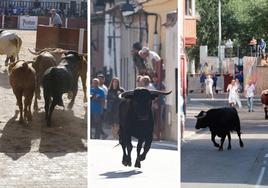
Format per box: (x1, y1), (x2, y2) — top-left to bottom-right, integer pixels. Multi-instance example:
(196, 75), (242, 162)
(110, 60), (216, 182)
(0, 30), (22, 66)
(261, 89), (268, 119)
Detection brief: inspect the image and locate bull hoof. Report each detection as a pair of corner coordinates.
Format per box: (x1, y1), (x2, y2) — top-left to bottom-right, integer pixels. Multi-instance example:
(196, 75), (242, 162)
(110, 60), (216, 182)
(122, 160), (128, 166)
(127, 161), (132, 167)
(214, 143), (220, 148)
(134, 160), (141, 168)
(227, 145), (232, 150)
(218, 147), (223, 151)
(240, 141), (244, 148)
(139, 155), (146, 161)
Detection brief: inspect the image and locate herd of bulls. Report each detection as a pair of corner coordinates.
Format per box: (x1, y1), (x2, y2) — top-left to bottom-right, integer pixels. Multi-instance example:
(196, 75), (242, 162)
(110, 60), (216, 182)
(0, 30), (87, 126)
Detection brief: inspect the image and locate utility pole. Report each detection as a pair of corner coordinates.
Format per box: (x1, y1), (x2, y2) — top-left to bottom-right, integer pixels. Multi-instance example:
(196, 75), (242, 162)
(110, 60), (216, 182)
(218, 0), (222, 74)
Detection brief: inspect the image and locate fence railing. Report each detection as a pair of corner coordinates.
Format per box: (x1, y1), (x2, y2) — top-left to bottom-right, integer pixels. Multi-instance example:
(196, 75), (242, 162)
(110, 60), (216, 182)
(0, 1), (87, 18)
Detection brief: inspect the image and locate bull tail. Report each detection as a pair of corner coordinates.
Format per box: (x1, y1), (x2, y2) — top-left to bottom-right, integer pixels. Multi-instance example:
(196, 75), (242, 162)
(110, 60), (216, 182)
(16, 36), (22, 61)
(113, 143), (120, 148)
(234, 112), (244, 148)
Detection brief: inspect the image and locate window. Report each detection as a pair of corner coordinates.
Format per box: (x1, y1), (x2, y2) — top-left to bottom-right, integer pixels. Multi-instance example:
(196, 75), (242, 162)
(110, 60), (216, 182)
(185, 0), (192, 16)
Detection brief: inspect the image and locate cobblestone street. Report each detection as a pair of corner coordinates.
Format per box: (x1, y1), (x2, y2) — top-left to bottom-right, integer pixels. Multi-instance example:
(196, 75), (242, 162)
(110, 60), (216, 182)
(0, 30), (87, 187)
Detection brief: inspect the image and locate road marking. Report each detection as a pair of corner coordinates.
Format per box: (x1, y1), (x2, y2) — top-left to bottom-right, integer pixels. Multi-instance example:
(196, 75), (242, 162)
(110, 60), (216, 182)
(190, 98), (261, 102)
(153, 142), (178, 149)
(255, 153), (268, 188)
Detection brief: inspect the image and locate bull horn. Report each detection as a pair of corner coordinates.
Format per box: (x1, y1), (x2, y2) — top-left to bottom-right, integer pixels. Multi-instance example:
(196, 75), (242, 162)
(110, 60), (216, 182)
(149, 90), (172, 95)
(28, 48), (41, 55)
(119, 90), (134, 98)
(261, 89), (268, 95)
(195, 112), (207, 119)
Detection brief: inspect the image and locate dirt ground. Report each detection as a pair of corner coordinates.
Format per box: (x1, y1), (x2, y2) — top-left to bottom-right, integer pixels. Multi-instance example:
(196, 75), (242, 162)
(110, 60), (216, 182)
(0, 30), (87, 187)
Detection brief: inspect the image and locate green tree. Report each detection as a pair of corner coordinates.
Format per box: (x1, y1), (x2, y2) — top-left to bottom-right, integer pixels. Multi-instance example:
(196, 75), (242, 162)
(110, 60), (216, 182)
(186, 0), (268, 70)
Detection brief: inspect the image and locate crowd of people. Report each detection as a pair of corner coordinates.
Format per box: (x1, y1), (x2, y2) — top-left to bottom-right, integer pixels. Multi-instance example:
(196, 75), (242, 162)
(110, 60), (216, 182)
(199, 69), (256, 112)
(0, 3), (86, 18)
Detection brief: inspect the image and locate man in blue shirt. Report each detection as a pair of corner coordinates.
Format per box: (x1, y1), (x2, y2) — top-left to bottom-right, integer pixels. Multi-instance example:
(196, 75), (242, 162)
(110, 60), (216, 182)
(90, 78), (105, 139)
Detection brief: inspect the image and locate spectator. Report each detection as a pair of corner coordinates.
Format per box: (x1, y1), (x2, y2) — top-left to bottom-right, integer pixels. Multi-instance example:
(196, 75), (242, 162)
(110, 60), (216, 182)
(200, 73), (206, 93)
(90, 78), (105, 139)
(138, 47), (161, 77)
(250, 37), (257, 56)
(136, 75), (144, 87)
(227, 79), (238, 107)
(50, 8), (62, 28)
(260, 54), (268, 66)
(152, 74), (166, 139)
(244, 80), (255, 112)
(141, 75), (156, 90)
(235, 79), (242, 108)
(212, 73), (218, 93)
(235, 70), (243, 90)
(205, 75), (214, 99)
(132, 42), (146, 75)
(97, 73), (108, 139)
(203, 62), (209, 75)
(259, 38), (266, 57)
(106, 77), (125, 139)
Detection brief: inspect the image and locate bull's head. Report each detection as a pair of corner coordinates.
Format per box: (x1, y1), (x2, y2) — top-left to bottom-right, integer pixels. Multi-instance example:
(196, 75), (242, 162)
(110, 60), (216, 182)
(195, 110), (208, 129)
(119, 88), (171, 121)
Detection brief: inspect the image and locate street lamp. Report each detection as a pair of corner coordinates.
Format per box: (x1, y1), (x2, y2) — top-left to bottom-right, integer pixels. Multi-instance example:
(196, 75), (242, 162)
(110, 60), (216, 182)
(218, 0), (222, 74)
(120, 0), (135, 27)
(225, 39), (234, 76)
(121, 0), (135, 16)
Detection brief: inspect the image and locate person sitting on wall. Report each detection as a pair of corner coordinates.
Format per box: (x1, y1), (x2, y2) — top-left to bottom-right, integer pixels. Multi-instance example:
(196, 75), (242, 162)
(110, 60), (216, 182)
(138, 47), (161, 77)
(50, 9), (62, 28)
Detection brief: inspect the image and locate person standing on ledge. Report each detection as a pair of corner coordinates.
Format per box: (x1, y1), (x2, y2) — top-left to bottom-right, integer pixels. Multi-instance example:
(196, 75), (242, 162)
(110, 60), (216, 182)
(50, 9), (62, 28)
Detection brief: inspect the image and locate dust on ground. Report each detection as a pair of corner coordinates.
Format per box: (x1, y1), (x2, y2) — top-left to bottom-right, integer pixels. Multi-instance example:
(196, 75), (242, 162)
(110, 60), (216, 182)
(0, 29), (87, 188)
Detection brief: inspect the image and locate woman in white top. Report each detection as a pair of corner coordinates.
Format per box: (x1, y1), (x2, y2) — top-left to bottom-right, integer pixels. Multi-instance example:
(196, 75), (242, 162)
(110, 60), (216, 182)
(227, 79), (238, 107)
(205, 75), (214, 99)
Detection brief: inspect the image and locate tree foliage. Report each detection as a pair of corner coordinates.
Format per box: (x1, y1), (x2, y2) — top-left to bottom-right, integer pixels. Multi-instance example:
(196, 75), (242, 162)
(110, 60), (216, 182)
(186, 0), (268, 67)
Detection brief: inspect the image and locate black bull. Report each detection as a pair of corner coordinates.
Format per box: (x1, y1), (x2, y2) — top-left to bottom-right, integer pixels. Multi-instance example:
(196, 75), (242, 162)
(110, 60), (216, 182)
(195, 107), (244, 151)
(118, 88), (171, 168)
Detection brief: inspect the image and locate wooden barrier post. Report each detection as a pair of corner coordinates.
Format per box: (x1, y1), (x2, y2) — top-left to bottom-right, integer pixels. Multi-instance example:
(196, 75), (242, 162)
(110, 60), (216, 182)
(2, 15), (4, 29)
(65, 18), (68, 28)
(78, 28), (84, 53)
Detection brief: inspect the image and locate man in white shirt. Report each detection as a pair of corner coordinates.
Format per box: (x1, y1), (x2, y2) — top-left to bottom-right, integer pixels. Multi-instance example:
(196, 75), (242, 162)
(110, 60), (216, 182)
(51, 9), (62, 28)
(138, 47), (161, 75)
(244, 80), (255, 112)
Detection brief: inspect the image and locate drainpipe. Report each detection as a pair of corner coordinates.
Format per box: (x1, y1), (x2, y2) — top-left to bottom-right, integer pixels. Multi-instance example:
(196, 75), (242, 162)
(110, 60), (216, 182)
(146, 12), (159, 53)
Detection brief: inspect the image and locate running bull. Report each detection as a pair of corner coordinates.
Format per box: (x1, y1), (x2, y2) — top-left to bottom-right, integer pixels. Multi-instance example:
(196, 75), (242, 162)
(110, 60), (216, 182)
(118, 88), (171, 168)
(195, 107), (244, 151)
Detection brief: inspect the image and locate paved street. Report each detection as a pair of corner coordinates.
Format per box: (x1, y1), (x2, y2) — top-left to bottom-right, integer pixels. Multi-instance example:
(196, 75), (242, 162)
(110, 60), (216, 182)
(182, 93), (268, 188)
(89, 139), (178, 188)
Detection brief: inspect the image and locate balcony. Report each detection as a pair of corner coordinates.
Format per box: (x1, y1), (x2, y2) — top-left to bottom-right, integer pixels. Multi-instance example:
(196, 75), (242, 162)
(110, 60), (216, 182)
(184, 16), (196, 47)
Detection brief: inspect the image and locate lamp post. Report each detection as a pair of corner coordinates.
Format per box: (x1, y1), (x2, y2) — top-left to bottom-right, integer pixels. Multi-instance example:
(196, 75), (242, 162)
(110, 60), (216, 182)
(218, 0), (222, 74)
(225, 39), (234, 76)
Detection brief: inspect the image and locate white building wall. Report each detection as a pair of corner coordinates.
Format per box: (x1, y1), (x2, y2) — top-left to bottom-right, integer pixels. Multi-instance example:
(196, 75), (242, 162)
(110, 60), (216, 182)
(164, 18), (178, 141)
(103, 8), (121, 81)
